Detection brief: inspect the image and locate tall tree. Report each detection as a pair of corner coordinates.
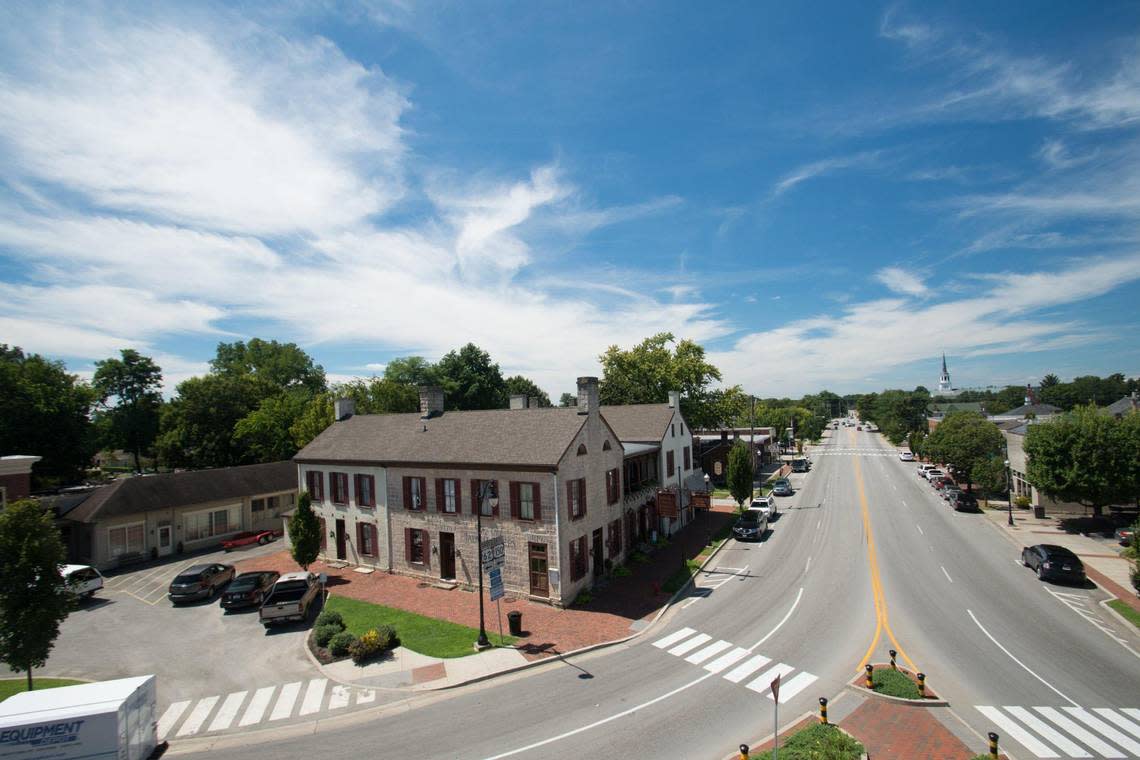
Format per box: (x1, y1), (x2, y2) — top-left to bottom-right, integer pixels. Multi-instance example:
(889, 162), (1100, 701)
(558, 392), (577, 408)
(0, 500), (72, 690)
(234, 389), (312, 463)
(1039, 373), (1060, 389)
(435, 343), (508, 410)
(289, 492), (321, 570)
(726, 440), (754, 510)
(157, 375), (267, 469)
(504, 375), (552, 407)
(383, 356), (442, 387)
(210, 338), (326, 394)
(924, 412), (1005, 492)
(972, 456), (1008, 509)
(598, 333), (723, 428)
(92, 349), (163, 473)
(0, 345), (95, 485)
(1025, 405), (1140, 517)
(291, 379), (420, 448)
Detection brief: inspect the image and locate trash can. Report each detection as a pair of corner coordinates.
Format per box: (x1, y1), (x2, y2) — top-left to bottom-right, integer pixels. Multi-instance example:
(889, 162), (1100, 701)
(507, 610), (523, 636)
(1033, 505), (1046, 519)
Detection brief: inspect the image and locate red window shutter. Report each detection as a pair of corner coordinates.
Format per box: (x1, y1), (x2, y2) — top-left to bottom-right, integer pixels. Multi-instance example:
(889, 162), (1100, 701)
(369, 525), (378, 557)
(404, 528), (412, 563)
(356, 523), (363, 553)
(580, 478), (587, 517)
(368, 476), (376, 507)
(510, 482), (520, 519)
(566, 480), (573, 519)
(614, 469), (621, 503)
(532, 482), (542, 521)
(435, 479), (444, 511)
(454, 480), (462, 514)
(319, 517), (326, 551)
(667, 451), (675, 477)
(403, 477), (411, 510)
(470, 480), (480, 514)
(423, 531), (430, 570)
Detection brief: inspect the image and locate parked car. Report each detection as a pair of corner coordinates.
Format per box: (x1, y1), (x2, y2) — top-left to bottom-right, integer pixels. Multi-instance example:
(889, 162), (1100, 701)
(259, 572), (322, 626)
(1117, 527), (1136, 547)
(168, 563), (236, 604)
(62, 564), (104, 598)
(771, 479), (794, 497)
(750, 495), (778, 520)
(791, 458), (810, 473)
(1021, 544), (1086, 583)
(732, 506), (769, 542)
(924, 469), (945, 483)
(898, 451), (915, 462)
(221, 571), (280, 610)
(221, 530), (279, 552)
(941, 486), (962, 502)
(948, 492), (978, 512)
(917, 464), (936, 477)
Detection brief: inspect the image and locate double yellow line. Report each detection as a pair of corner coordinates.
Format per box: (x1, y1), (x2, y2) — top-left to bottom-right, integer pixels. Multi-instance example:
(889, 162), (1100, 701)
(853, 445), (916, 672)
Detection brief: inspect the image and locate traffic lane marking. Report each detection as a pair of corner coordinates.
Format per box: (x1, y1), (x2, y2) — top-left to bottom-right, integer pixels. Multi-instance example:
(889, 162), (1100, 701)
(967, 609), (1077, 707)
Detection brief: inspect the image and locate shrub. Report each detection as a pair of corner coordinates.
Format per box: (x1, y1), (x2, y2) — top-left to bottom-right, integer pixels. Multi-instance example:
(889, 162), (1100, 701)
(314, 623), (341, 648)
(1130, 562), (1139, 594)
(630, 551), (649, 565)
(328, 631), (358, 657)
(315, 610), (345, 630)
(573, 590), (592, 606)
(374, 624), (397, 650)
(349, 628), (389, 664)
(612, 564), (632, 578)
(1014, 495), (1031, 508)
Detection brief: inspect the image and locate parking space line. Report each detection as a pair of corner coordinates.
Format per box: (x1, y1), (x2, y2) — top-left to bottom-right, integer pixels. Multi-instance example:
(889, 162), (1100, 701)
(299, 678), (328, 716)
(176, 696), (219, 737)
(240, 687), (276, 727)
(207, 690), (247, 732)
(269, 681), (302, 720)
(157, 700), (190, 741)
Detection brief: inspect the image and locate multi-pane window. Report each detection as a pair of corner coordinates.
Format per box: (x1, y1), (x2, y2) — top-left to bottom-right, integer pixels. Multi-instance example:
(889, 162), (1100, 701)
(359, 524), (375, 556)
(570, 536), (587, 581)
(683, 446), (691, 471)
(251, 498), (265, 512)
(441, 479), (458, 513)
(519, 483), (535, 520)
(184, 507), (237, 541)
(108, 523), (145, 557)
(567, 478), (586, 520)
(404, 477), (425, 511)
(408, 529), (426, 564)
(609, 519), (622, 558)
(306, 471), (324, 500)
(356, 475), (375, 508)
(472, 479), (499, 517)
(331, 472), (349, 504)
(666, 450), (675, 477)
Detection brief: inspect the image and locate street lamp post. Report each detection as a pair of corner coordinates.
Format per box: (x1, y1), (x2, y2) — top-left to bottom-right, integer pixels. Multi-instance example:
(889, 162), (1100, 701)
(1004, 459), (1013, 526)
(476, 480), (498, 649)
(704, 473), (710, 493)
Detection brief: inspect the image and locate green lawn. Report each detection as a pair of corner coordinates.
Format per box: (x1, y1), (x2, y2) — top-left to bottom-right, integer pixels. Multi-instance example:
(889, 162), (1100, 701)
(871, 668), (923, 699)
(324, 595), (516, 659)
(749, 723), (864, 759)
(0, 678), (86, 702)
(1107, 599), (1140, 630)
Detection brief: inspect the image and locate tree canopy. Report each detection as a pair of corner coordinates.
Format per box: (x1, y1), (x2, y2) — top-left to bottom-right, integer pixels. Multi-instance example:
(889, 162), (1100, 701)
(210, 338), (326, 393)
(383, 356), (442, 387)
(726, 440), (754, 509)
(0, 345), (95, 486)
(923, 412), (1005, 492)
(504, 375), (552, 407)
(291, 379), (420, 449)
(1024, 405), (1140, 516)
(856, 388), (930, 445)
(598, 332), (723, 428)
(289, 491), (321, 570)
(435, 343), (508, 410)
(0, 499), (72, 690)
(93, 349), (163, 472)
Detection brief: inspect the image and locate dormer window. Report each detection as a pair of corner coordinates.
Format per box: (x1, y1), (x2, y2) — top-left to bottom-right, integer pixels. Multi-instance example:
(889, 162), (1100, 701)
(577, 443), (588, 456)
(602, 440), (612, 451)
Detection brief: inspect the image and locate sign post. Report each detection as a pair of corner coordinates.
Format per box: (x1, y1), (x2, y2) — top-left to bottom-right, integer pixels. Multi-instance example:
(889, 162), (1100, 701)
(771, 673), (782, 760)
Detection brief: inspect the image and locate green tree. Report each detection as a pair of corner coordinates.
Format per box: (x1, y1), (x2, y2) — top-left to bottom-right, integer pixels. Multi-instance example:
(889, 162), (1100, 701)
(924, 412), (1005, 492)
(1024, 405), (1140, 517)
(558, 392), (577, 408)
(435, 343), (508, 410)
(972, 456), (1008, 508)
(0, 499), (72, 690)
(0, 345), (96, 485)
(599, 333), (723, 429)
(210, 338), (326, 394)
(907, 430), (926, 459)
(504, 375), (552, 407)
(92, 349), (163, 473)
(1040, 373), (1060, 389)
(383, 356), (442, 387)
(157, 375), (268, 468)
(234, 389), (312, 462)
(289, 491), (321, 570)
(726, 440), (754, 509)
(291, 379), (420, 448)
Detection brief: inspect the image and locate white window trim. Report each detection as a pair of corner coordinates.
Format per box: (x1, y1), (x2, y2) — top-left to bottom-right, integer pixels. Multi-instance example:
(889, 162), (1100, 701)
(182, 504), (241, 542)
(108, 520), (146, 557)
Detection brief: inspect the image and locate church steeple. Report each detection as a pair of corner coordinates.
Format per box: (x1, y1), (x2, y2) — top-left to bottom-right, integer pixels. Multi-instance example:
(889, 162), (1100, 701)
(941, 352), (948, 375)
(938, 353), (953, 394)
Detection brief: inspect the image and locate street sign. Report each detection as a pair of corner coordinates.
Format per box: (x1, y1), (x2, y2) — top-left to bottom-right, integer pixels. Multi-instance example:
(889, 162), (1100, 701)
(481, 535), (505, 571)
(488, 567), (504, 602)
(770, 672), (781, 700)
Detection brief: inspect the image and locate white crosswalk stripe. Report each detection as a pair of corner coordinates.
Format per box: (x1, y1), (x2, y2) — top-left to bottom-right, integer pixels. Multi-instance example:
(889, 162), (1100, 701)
(651, 628), (817, 701)
(269, 681), (302, 721)
(239, 686), (275, 727)
(975, 705), (1140, 758)
(157, 700), (190, 741)
(176, 696), (219, 738)
(207, 690), (247, 732)
(299, 678), (328, 716)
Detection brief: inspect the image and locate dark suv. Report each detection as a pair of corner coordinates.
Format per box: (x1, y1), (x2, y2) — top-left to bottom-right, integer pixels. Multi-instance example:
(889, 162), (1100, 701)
(948, 492), (977, 512)
(169, 563), (235, 604)
(1021, 545), (1085, 584)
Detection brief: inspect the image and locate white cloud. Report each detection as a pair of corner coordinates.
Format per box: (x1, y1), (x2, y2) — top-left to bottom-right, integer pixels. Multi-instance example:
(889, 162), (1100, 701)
(875, 267), (928, 297)
(770, 151), (881, 198)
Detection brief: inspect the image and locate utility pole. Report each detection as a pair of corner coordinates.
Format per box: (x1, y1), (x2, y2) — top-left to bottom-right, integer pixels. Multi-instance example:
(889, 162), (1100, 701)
(749, 395), (756, 476)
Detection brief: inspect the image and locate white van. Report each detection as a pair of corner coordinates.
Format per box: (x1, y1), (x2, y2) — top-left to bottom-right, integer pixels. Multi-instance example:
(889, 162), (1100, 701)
(63, 564), (104, 598)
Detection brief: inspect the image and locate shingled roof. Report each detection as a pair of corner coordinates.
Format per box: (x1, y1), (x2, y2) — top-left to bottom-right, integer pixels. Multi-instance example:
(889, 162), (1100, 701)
(599, 404), (674, 442)
(295, 408), (592, 468)
(64, 461), (295, 523)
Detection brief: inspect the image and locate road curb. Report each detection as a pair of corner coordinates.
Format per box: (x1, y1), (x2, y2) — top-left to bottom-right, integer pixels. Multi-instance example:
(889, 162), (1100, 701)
(845, 667), (949, 707)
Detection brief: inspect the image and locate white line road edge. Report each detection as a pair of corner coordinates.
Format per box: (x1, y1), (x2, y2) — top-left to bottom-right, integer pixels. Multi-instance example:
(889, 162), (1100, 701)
(482, 587), (805, 760)
(967, 609), (1077, 707)
(941, 566), (953, 584)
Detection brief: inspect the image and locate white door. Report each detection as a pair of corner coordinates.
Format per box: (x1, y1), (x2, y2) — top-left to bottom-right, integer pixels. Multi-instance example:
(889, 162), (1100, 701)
(157, 525), (173, 557)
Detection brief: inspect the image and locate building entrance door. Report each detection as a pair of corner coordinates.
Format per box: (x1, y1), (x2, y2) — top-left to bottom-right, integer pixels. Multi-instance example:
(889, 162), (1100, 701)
(335, 519), (347, 560)
(592, 528), (603, 579)
(157, 525), (173, 557)
(528, 543), (548, 597)
(439, 532), (456, 580)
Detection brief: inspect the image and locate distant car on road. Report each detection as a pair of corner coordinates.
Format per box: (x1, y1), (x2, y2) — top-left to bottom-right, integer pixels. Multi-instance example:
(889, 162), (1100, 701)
(771, 479), (794, 497)
(1021, 544), (1086, 583)
(750, 495), (778, 519)
(791, 458), (810, 473)
(168, 563), (236, 604)
(898, 451), (915, 462)
(221, 530), (279, 552)
(948, 492), (977, 512)
(732, 506), (769, 542)
(221, 571), (280, 610)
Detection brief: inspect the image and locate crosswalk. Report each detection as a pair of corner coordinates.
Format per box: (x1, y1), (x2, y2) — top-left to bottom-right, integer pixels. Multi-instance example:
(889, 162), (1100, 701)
(976, 705), (1140, 758)
(651, 627), (818, 704)
(157, 678), (377, 740)
(813, 449), (898, 457)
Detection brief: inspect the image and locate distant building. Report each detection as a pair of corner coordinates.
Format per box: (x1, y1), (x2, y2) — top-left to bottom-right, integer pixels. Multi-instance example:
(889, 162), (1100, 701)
(1102, 391), (1140, 419)
(989, 385), (1060, 422)
(0, 455), (41, 506)
(936, 353), (960, 397)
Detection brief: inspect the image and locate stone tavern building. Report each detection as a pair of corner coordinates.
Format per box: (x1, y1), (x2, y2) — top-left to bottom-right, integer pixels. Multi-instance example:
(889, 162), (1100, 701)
(293, 377), (701, 607)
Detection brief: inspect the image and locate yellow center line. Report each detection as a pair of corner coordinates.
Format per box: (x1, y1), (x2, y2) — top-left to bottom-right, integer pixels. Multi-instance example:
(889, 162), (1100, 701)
(854, 452), (917, 672)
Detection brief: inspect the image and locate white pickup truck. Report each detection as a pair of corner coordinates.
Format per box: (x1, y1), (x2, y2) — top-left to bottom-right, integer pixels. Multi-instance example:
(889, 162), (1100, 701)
(258, 571), (322, 626)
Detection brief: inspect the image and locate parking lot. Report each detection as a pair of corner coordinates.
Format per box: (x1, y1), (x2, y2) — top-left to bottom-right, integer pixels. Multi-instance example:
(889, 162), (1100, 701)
(44, 541), (322, 707)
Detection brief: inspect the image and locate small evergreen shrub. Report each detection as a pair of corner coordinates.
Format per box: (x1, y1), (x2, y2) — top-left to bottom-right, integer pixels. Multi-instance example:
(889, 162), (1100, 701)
(314, 623), (341, 648)
(315, 610), (345, 629)
(328, 631), (357, 657)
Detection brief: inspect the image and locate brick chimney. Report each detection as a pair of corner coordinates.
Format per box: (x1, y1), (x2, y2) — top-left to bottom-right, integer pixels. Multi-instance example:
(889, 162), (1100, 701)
(510, 394), (528, 410)
(668, 390), (680, 409)
(418, 386), (445, 418)
(577, 376), (599, 416)
(334, 398), (355, 422)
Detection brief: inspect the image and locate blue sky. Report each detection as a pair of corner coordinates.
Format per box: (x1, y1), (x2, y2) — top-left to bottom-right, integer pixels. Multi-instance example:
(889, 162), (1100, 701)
(2, 2), (1139, 399)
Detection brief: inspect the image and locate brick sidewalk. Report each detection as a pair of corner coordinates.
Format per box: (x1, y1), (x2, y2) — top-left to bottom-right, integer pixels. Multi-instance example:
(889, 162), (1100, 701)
(840, 699), (985, 759)
(234, 506), (736, 661)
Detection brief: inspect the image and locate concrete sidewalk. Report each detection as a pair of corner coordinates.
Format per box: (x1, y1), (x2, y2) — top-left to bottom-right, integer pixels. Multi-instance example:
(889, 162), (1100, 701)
(320, 644), (528, 690)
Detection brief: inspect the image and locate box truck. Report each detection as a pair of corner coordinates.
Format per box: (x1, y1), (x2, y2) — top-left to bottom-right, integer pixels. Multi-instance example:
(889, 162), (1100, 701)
(0, 675), (157, 760)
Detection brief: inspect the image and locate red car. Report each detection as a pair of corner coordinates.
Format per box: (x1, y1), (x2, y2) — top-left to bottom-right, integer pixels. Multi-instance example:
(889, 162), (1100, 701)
(221, 530), (278, 551)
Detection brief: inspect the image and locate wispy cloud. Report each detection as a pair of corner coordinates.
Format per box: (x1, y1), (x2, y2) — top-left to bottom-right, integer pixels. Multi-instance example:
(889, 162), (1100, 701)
(875, 267), (928, 297)
(770, 150), (882, 198)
